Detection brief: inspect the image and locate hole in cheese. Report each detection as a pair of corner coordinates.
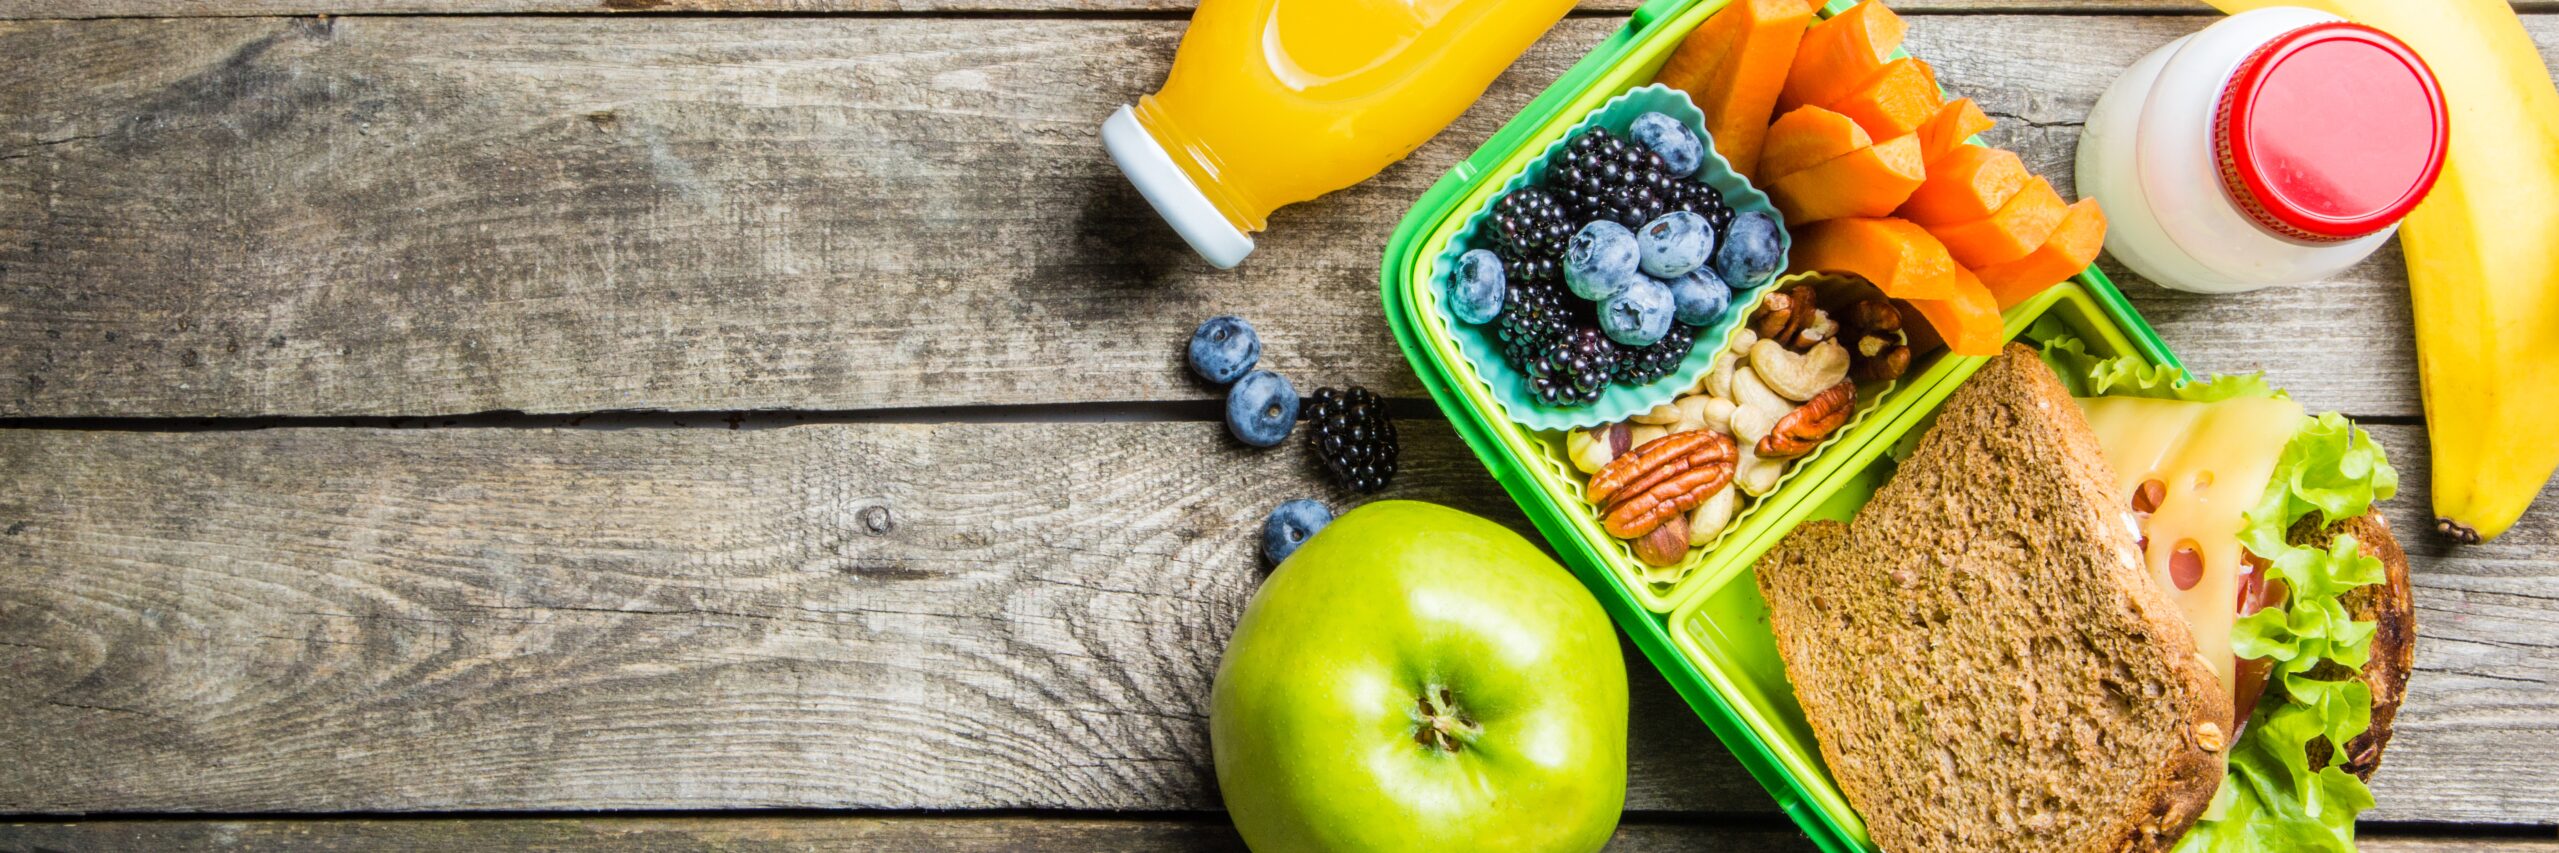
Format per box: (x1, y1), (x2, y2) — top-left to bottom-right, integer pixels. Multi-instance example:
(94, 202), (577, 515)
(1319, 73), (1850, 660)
(2169, 541), (2205, 591)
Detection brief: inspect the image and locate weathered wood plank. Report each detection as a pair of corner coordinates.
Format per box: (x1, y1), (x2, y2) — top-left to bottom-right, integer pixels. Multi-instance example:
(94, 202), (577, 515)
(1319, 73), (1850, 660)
(0, 816), (2546, 851)
(11, 15), (2550, 419)
(0, 421), (2551, 821)
(1, 0), (2478, 20)
(0, 418), (1756, 814)
(13, 0), (2559, 18)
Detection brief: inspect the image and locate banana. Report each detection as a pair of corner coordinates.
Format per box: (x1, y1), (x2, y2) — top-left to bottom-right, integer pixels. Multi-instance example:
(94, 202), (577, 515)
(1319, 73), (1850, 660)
(2210, 0), (2559, 541)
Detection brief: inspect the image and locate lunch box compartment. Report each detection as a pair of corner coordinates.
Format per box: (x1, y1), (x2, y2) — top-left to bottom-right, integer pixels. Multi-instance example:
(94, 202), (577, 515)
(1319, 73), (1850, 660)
(1377, 1), (2179, 848)
(1661, 282), (2160, 845)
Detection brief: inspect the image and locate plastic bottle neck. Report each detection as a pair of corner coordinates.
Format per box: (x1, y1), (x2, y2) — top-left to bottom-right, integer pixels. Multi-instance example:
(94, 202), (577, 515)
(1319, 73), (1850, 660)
(1134, 95), (1269, 233)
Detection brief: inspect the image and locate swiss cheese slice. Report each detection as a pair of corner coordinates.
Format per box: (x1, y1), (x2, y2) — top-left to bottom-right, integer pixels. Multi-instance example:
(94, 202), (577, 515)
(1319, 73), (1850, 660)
(2077, 394), (2303, 696)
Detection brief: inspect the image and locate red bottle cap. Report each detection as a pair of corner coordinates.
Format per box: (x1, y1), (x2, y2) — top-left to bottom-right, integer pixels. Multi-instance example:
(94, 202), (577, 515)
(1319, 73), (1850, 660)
(2213, 22), (2447, 243)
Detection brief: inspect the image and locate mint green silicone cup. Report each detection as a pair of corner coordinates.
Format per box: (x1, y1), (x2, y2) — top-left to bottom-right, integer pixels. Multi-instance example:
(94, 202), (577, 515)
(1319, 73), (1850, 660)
(1426, 84), (1789, 433)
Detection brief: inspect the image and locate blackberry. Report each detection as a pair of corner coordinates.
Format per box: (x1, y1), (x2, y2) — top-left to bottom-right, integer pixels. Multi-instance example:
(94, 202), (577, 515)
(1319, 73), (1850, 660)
(1306, 386), (1398, 493)
(1529, 326), (1618, 407)
(1505, 252), (1560, 288)
(1613, 322), (1696, 385)
(1664, 179), (1731, 226)
(1490, 187), (1573, 261)
(1496, 280), (1574, 368)
(1555, 128), (1681, 229)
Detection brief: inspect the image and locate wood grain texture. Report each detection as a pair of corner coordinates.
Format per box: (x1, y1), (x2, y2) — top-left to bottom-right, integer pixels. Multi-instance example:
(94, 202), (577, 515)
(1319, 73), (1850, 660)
(0, 421), (2551, 821)
(0, 816), (2548, 851)
(10, 15), (2552, 418)
(28, 1), (2557, 20)
(0, 418), (1764, 814)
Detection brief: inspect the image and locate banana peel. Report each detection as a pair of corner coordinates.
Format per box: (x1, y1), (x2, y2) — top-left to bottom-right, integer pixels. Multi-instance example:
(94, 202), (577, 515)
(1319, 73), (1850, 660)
(2209, 0), (2559, 542)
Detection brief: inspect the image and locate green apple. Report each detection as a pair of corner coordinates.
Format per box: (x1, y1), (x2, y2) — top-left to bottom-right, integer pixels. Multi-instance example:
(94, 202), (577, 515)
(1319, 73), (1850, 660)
(1211, 500), (1628, 852)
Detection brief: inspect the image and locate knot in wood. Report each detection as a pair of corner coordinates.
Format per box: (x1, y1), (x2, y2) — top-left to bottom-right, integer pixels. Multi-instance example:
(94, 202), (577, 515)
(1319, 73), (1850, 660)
(859, 505), (894, 536)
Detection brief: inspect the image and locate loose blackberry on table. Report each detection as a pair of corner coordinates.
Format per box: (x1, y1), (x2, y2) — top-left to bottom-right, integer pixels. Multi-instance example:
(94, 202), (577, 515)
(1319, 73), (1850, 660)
(1306, 386), (1399, 493)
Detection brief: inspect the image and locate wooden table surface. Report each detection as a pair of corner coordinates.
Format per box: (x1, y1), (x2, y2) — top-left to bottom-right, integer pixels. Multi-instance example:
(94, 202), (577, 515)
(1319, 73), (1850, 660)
(3, 1), (2556, 849)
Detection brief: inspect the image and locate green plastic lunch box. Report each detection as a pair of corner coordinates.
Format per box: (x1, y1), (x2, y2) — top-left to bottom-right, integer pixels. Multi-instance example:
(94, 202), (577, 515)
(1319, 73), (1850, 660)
(1378, 1), (2182, 849)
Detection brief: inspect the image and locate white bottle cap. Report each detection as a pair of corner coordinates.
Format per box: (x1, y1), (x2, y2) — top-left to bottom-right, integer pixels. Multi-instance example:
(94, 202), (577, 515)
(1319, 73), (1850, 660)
(1103, 105), (1254, 269)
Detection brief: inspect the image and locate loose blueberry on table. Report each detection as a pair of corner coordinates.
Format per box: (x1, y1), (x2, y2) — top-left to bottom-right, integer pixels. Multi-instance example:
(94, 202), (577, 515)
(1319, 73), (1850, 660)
(1260, 498), (1332, 566)
(1187, 315), (1262, 385)
(1226, 369), (1299, 448)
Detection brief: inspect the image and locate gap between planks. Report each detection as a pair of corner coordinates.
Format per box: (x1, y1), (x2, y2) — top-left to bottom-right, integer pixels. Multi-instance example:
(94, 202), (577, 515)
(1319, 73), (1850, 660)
(0, 399), (2427, 432)
(0, 813), (2549, 851)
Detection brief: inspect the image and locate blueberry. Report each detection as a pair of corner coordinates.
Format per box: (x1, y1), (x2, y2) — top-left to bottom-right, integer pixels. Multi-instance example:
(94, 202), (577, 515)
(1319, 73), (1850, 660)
(1261, 498), (1332, 567)
(1715, 211), (1785, 287)
(1449, 248), (1507, 325)
(1564, 220), (1641, 301)
(1599, 277), (1676, 347)
(1629, 112), (1705, 178)
(1186, 316), (1262, 385)
(1664, 267), (1733, 327)
(1226, 370), (1299, 448)
(1637, 211), (1715, 278)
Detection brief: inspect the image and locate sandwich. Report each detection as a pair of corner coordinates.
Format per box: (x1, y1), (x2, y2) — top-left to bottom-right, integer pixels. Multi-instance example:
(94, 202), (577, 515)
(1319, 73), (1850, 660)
(1754, 342), (2410, 852)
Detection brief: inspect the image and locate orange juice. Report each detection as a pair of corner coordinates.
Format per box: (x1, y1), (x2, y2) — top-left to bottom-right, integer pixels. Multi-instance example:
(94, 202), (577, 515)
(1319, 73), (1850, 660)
(1104, 0), (1577, 268)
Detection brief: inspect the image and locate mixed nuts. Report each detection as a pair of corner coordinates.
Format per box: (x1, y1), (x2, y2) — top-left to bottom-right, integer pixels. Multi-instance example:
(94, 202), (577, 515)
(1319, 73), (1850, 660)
(1564, 280), (1909, 582)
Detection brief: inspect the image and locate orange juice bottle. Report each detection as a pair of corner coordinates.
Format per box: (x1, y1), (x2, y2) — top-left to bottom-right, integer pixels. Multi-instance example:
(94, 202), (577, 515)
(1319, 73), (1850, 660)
(1104, 0), (1578, 268)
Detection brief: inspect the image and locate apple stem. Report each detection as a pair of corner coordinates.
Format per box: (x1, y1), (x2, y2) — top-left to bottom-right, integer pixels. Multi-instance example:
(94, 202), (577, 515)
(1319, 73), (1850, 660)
(1414, 685), (1484, 754)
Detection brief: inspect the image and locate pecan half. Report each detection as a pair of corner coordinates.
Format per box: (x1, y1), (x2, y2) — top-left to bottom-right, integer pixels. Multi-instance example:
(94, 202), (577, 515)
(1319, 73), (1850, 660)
(1587, 430), (1731, 506)
(1603, 460), (1736, 539)
(1757, 380), (1857, 458)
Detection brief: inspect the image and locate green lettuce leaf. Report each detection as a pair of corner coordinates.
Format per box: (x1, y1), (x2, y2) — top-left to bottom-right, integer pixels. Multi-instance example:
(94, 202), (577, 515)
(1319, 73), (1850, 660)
(2175, 709), (2374, 852)
(2041, 338), (2398, 853)
(2039, 336), (2280, 403)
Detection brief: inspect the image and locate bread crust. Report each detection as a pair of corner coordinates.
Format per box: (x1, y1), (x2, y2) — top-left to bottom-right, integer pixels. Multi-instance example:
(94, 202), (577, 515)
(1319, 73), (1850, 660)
(2292, 512), (2415, 780)
(1757, 346), (2228, 853)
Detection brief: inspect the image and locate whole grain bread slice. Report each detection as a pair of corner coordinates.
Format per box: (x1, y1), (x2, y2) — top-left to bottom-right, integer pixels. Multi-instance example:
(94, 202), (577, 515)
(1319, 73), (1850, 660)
(2300, 512), (2416, 779)
(1756, 345), (2229, 853)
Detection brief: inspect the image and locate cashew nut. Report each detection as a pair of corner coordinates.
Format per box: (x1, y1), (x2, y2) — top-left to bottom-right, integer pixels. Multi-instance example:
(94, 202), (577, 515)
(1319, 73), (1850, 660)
(1676, 394), (1733, 435)
(1736, 440), (1787, 497)
(1687, 484), (1739, 546)
(1628, 423), (1670, 449)
(1731, 402), (1778, 445)
(1631, 402), (1684, 425)
(1731, 362), (1794, 427)
(1701, 350), (1738, 400)
(1750, 339), (1852, 402)
(1695, 329), (1757, 398)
